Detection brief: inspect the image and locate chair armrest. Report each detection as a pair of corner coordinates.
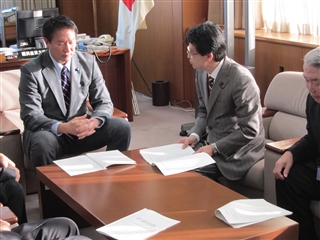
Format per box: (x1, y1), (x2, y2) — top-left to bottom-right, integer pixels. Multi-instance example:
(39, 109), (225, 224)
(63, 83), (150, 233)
(262, 107), (277, 139)
(265, 137), (301, 154)
(0, 129), (20, 136)
(262, 107), (277, 118)
(112, 108), (128, 119)
(85, 99), (127, 119)
(263, 138), (301, 204)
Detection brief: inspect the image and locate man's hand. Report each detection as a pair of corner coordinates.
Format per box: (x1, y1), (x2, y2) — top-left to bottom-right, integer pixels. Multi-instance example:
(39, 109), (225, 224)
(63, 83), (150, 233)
(178, 135), (198, 149)
(0, 153), (19, 182)
(0, 153), (16, 168)
(0, 219), (11, 232)
(195, 145), (213, 156)
(273, 151), (293, 180)
(58, 114), (102, 139)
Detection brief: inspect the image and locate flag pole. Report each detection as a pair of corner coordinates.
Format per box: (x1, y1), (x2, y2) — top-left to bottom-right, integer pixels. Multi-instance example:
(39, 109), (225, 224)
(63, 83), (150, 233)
(92, 0), (98, 37)
(132, 58), (152, 95)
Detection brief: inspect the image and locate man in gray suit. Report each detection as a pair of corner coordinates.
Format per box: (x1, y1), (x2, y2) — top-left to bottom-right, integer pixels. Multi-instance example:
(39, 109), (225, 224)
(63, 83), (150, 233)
(179, 22), (264, 181)
(19, 15), (131, 168)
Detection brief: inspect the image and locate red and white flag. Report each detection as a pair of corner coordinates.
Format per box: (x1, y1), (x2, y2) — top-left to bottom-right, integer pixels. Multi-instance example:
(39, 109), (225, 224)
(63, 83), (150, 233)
(116, 0), (155, 57)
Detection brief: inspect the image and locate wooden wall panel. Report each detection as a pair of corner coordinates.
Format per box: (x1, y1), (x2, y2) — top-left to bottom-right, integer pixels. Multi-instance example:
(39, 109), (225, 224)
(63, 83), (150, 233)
(181, 0), (208, 107)
(132, 0), (208, 105)
(56, 0), (95, 37)
(96, 0), (119, 37)
(255, 41), (303, 103)
(132, 1), (176, 99)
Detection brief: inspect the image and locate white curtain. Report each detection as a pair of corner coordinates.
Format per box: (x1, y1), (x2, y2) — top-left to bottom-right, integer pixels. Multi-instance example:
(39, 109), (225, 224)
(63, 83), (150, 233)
(208, 0), (319, 36)
(208, 0), (264, 30)
(19, 0), (56, 10)
(1, 0), (56, 22)
(262, 0), (320, 36)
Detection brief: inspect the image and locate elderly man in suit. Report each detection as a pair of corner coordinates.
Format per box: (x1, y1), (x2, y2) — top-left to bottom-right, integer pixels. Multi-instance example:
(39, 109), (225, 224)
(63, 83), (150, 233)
(19, 15), (131, 168)
(179, 21), (265, 181)
(273, 47), (320, 240)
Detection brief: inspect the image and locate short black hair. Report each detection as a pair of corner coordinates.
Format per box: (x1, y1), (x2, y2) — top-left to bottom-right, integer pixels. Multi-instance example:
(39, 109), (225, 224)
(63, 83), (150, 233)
(185, 21), (226, 61)
(43, 15), (78, 42)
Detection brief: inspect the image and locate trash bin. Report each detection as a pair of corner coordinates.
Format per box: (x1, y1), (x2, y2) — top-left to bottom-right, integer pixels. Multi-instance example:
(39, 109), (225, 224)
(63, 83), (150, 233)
(152, 80), (169, 106)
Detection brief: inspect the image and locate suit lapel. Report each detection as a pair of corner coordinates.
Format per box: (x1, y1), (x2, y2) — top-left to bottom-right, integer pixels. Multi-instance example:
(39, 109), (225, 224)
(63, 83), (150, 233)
(42, 52), (67, 115)
(69, 54), (82, 117)
(206, 57), (231, 115)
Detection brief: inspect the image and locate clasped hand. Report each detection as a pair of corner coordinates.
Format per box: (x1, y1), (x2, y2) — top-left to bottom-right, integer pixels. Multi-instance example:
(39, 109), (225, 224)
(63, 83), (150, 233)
(59, 114), (101, 139)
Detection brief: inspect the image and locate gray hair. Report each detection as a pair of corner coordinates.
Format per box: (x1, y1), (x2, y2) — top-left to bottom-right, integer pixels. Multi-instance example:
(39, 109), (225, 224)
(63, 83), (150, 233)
(303, 47), (320, 70)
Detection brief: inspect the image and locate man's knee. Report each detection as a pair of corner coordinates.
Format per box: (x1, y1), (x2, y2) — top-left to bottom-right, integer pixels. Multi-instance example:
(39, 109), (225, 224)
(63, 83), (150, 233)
(25, 131), (60, 167)
(0, 179), (24, 205)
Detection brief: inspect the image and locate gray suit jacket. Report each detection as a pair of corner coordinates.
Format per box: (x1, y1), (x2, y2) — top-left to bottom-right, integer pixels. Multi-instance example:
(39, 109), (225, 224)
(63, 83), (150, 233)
(191, 57), (265, 180)
(19, 50), (113, 138)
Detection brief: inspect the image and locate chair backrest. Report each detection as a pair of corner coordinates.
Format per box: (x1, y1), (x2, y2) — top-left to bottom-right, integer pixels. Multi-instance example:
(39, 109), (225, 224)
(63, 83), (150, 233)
(264, 71), (308, 141)
(0, 69), (24, 131)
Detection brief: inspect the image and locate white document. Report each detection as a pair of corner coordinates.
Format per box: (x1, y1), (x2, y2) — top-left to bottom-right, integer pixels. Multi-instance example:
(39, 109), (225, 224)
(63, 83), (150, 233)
(139, 143), (215, 176)
(215, 199), (292, 228)
(96, 208), (180, 240)
(53, 150), (136, 176)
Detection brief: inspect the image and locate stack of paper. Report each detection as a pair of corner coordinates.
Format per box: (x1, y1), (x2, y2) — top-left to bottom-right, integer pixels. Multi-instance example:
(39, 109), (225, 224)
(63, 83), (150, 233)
(215, 199), (292, 228)
(54, 150), (136, 176)
(139, 143), (215, 176)
(96, 208), (180, 240)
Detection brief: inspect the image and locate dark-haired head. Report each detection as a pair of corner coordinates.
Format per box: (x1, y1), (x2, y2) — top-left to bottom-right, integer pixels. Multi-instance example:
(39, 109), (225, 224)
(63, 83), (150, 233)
(185, 21), (226, 62)
(43, 15), (78, 43)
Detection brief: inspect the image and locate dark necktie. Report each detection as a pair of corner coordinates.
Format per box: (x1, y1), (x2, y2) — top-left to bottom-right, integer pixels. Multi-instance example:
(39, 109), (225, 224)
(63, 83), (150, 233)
(61, 66), (71, 111)
(208, 76), (214, 93)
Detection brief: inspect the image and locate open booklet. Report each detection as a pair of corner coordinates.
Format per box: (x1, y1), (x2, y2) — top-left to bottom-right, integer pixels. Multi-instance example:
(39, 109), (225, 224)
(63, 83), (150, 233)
(96, 208), (180, 240)
(53, 150), (136, 176)
(215, 199), (292, 228)
(139, 143), (215, 176)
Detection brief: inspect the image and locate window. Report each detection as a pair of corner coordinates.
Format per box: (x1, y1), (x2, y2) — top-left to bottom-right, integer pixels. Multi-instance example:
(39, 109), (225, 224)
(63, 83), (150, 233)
(208, 0), (320, 37)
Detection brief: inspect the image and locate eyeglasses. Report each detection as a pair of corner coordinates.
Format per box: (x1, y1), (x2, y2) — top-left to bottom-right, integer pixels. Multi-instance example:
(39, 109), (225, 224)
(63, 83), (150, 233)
(186, 46), (198, 56)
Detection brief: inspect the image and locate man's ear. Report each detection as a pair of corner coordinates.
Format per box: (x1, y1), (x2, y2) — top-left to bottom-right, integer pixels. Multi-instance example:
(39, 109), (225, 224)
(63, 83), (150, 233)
(207, 53), (214, 62)
(206, 53), (214, 63)
(44, 38), (49, 45)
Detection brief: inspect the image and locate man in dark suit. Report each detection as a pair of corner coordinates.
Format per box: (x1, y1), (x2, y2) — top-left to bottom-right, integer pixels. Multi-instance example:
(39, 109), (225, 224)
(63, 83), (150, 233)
(179, 21), (265, 181)
(19, 15), (131, 168)
(0, 153), (90, 240)
(0, 153), (27, 225)
(273, 47), (320, 240)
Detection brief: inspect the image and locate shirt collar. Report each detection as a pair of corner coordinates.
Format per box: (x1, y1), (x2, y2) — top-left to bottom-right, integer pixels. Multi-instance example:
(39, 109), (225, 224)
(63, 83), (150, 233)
(209, 58), (224, 79)
(48, 50), (71, 75)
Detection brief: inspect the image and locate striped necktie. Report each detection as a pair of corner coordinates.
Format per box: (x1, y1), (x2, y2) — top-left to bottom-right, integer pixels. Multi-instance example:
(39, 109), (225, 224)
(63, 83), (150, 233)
(208, 76), (214, 92)
(61, 66), (71, 111)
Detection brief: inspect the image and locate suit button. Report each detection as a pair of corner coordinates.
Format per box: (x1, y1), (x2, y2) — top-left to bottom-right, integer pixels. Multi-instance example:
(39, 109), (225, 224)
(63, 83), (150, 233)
(208, 126), (213, 130)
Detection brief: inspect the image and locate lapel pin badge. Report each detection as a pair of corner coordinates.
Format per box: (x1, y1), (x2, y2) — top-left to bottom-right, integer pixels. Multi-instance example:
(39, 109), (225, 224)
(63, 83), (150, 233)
(75, 67), (81, 74)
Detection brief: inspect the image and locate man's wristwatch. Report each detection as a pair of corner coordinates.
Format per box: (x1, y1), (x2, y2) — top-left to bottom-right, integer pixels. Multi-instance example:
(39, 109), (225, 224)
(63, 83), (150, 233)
(211, 143), (219, 156)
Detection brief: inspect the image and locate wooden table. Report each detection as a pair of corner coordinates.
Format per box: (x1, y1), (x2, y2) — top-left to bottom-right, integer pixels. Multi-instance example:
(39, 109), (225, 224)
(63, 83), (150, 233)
(36, 149), (298, 239)
(0, 48), (133, 121)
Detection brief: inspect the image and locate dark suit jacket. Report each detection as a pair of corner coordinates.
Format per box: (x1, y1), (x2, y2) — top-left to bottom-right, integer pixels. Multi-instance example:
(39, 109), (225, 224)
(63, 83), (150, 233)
(191, 57), (265, 180)
(19, 50), (114, 151)
(289, 94), (320, 168)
